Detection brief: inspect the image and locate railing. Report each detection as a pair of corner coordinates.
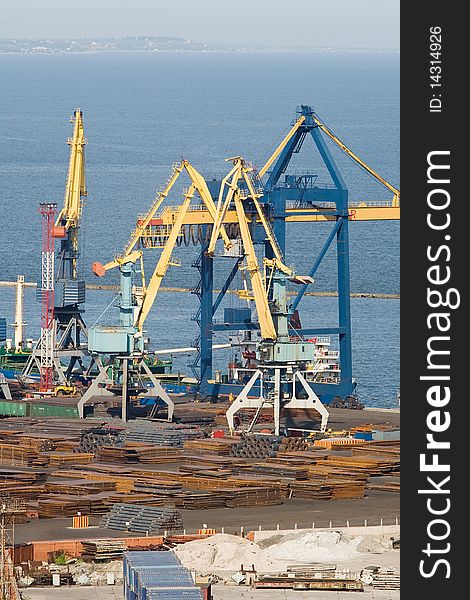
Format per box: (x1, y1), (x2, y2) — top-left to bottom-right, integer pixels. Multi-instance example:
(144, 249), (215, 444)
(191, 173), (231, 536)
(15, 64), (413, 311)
(136, 199), (396, 225)
(281, 179), (337, 190)
(263, 215), (283, 259)
(174, 516), (400, 538)
(139, 204), (207, 218)
(348, 200), (394, 208)
(286, 200), (335, 209)
(317, 350), (340, 358)
(140, 225), (174, 235)
(286, 199), (395, 209)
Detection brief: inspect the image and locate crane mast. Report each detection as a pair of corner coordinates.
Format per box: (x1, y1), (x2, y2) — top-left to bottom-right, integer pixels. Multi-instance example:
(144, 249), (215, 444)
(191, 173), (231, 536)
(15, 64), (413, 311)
(22, 110), (89, 387)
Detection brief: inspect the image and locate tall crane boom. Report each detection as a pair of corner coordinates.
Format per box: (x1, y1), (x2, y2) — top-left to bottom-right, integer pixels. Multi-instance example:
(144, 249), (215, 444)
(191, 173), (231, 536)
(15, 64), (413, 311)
(258, 115), (306, 178)
(55, 109), (87, 281)
(94, 160), (231, 281)
(312, 114), (400, 206)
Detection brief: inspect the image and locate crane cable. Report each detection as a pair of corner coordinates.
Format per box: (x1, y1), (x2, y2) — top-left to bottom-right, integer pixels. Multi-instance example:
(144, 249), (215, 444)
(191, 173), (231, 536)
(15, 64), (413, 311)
(313, 112), (400, 204)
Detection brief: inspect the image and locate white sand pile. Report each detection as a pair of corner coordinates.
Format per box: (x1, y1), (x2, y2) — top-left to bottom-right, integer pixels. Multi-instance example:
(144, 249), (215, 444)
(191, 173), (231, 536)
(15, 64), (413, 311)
(174, 531), (397, 575)
(356, 534), (394, 553)
(263, 531), (362, 563)
(173, 533), (285, 574)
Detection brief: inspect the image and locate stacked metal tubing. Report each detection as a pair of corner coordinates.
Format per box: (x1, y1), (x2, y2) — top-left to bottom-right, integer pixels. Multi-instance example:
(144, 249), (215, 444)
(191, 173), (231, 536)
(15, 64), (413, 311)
(229, 434), (308, 459)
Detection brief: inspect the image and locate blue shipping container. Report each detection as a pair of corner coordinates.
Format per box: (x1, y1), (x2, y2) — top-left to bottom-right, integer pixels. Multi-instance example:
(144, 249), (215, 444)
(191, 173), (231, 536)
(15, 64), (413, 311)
(124, 551), (201, 600)
(354, 432), (373, 441)
(223, 307), (251, 323)
(0, 318), (6, 342)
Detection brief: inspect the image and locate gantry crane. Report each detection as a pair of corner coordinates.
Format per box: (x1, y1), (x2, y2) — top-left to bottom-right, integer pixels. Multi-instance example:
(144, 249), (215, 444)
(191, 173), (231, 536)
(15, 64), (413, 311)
(53, 109), (88, 376)
(22, 110), (89, 386)
(78, 160), (231, 419)
(198, 105), (399, 403)
(207, 157), (329, 434)
(128, 106), (399, 406)
(78, 104), (399, 418)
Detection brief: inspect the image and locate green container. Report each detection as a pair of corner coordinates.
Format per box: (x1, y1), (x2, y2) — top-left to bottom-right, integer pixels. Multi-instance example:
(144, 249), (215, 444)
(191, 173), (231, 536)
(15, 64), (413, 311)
(0, 400), (27, 417)
(28, 402), (79, 418)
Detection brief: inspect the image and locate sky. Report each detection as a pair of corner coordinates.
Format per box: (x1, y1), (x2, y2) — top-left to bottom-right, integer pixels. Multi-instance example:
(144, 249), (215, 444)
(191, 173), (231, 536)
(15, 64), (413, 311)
(0, 0), (399, 49)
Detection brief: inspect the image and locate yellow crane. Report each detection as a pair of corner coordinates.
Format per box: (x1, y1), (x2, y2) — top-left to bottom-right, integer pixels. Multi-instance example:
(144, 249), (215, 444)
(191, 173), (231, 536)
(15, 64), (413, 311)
(92, 160), (231, 332)
(55, 109), (87, 280)
(208, 157), (278, 341)
(204, 157), (328, 435)
(83, 160), (235, 420)
(22, 109), (89, 387)
(207, 156), (313, 343)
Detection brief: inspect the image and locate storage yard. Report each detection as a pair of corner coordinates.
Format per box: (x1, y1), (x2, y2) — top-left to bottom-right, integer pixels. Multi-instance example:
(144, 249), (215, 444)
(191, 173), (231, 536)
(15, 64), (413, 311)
(4, 405), (399, 528)
(2, 403), (400, 598)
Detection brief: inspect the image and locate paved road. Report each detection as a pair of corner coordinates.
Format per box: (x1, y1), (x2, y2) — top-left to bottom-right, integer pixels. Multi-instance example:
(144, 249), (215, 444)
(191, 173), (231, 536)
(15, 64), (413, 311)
(15, 490), (399, 544)
(20, 586), (123, 599)
(22, 584), (399, 600)
(212, 587), (399, 599)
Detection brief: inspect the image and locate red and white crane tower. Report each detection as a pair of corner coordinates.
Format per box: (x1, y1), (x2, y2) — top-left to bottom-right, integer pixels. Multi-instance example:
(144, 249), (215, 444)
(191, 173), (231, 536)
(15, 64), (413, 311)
(38, 202), (57, 392)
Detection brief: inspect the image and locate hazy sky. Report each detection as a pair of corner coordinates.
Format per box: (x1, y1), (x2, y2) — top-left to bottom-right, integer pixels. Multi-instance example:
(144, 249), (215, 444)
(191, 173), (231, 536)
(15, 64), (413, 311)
(0, 1), (399, 49)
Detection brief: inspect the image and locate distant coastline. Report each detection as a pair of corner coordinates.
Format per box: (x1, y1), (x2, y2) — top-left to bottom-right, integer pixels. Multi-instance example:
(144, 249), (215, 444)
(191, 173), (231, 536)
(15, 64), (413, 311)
(0, 36), (399, 55)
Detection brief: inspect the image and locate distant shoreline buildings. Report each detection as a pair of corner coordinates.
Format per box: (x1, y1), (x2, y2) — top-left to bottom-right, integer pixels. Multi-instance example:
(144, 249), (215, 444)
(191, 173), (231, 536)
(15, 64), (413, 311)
(0, 36), (398, 55)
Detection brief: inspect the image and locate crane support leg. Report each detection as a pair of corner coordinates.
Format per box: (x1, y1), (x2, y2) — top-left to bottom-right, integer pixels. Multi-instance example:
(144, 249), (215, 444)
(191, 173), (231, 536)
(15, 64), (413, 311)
(226, 369), (265, 434)
(283, 371), (329, 432)
(139, 359), (174, 421)
(225, 368), (329, 435)
(198, 245), (213, 398)
(0, 375), (12, 400)
(77, 359), (114, 418)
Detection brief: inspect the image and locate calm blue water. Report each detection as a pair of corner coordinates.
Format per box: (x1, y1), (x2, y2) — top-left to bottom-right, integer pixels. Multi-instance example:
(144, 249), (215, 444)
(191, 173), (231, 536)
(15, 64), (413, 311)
(0, 52), (399, 407)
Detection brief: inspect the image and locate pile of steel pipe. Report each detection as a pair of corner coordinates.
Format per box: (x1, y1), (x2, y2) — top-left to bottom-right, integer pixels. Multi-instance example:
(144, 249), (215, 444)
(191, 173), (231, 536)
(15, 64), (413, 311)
(77, 428), (124, 455)
(229, 434), (308, 459)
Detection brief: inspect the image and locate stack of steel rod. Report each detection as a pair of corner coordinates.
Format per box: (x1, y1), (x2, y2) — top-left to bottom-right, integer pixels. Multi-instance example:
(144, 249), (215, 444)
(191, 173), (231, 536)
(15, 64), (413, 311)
(100, 503), (183, 534)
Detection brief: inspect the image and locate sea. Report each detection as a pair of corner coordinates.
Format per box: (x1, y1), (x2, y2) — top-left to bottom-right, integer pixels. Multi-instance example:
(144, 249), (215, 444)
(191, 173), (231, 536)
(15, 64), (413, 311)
(0, 51), (399, 408)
